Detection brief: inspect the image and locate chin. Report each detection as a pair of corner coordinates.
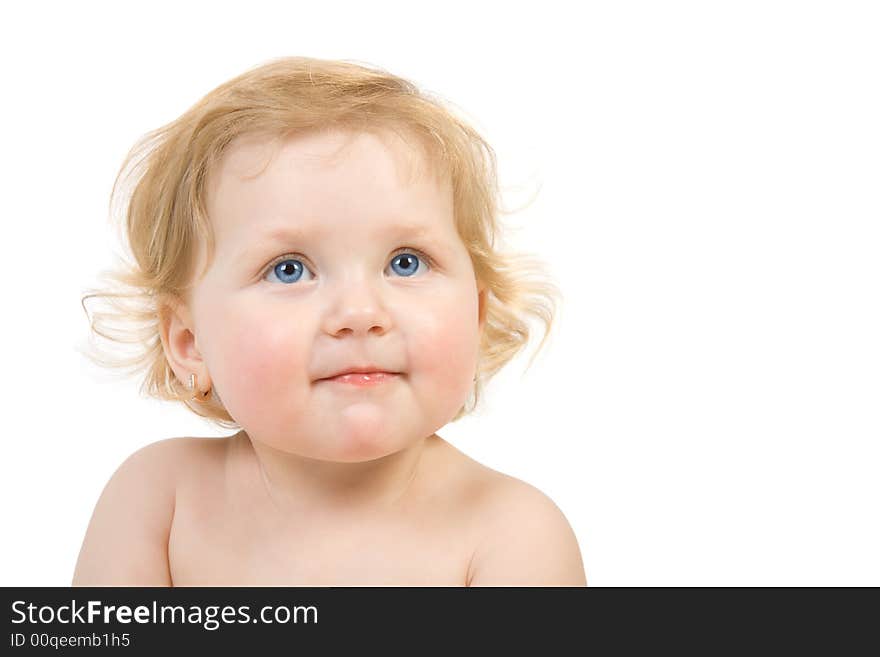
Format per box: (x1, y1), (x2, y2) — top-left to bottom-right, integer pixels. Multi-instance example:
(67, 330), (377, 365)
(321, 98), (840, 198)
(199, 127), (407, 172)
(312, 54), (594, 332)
(328, 435), (409, 463)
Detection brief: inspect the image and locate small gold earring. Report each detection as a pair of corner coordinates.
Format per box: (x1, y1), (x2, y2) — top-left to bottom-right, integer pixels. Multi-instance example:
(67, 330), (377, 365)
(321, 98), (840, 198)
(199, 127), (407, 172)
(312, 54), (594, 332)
(188, 373), (211, 403)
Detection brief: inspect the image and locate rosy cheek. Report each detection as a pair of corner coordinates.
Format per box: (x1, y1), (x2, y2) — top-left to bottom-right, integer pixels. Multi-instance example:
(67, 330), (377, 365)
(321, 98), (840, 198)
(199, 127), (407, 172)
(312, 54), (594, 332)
(410, 292), (480, 409)
(208, 308), (308, 425)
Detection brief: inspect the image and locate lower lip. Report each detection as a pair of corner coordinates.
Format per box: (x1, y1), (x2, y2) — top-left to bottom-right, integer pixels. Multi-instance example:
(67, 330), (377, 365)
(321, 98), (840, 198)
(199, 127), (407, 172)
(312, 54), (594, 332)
(321, 372), (400, 386)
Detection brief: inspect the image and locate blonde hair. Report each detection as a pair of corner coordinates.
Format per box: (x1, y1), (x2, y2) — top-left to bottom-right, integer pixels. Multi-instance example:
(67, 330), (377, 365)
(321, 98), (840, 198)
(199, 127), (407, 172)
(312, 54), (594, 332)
(81, 56), (561, 430)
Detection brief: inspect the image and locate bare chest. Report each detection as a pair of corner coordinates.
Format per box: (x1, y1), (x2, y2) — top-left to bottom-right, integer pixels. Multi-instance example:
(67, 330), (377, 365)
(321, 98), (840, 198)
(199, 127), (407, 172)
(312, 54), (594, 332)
(168, 485), (473, 586)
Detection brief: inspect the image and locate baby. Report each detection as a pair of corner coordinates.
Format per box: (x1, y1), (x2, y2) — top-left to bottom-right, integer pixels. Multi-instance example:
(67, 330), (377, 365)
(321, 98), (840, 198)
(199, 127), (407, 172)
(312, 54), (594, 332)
(74, 56), (586, 586)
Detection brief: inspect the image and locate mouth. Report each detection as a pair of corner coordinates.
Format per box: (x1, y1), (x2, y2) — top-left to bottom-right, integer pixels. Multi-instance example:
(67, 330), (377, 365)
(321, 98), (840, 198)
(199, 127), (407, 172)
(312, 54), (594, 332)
(318, 371), (401, 387)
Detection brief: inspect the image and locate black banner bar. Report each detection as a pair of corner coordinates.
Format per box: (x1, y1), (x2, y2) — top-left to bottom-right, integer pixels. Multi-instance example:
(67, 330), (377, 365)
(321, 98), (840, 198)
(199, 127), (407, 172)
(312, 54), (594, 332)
(1, 587), (873, 652)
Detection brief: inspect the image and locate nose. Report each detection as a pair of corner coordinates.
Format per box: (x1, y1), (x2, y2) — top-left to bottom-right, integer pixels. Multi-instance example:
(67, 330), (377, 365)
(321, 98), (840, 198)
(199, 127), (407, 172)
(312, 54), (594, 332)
(321, 276), (393, 338)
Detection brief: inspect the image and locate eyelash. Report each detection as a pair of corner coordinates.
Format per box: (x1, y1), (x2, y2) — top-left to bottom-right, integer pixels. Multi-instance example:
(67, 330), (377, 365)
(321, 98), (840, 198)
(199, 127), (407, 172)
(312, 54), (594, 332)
(262, 247), (436, 281)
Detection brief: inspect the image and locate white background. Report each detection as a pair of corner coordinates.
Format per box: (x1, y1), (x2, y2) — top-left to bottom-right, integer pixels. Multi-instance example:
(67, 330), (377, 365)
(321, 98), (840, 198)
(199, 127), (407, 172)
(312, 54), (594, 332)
(1, 0), (877, 586)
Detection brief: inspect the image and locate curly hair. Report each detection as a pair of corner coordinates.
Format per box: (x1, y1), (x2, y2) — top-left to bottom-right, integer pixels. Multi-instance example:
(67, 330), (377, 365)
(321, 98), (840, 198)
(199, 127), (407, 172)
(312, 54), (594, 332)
(80, 56), (561, 430)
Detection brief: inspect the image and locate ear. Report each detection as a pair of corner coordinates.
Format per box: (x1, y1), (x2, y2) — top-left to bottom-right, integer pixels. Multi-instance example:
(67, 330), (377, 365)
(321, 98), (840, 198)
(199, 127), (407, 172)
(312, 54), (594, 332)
(158, 296), (210, 393)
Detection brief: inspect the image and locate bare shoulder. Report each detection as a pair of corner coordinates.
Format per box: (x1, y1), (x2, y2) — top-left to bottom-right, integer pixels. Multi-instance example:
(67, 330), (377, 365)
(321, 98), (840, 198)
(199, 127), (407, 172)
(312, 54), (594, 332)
(146, 434), (229, 472)
(448, 447), (586, 587)
(109, 435), (227, 489)
(94, 434), (219, 468)
(71, 435), (224, 586)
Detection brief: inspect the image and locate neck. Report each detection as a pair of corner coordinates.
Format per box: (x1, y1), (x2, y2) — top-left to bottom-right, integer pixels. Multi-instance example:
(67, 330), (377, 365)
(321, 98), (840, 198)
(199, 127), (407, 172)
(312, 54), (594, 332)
(237, 430), (432, 520)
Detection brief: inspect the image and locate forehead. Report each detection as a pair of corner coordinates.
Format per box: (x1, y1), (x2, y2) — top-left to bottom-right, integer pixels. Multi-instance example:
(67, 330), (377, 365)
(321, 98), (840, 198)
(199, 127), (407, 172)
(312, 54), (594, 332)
(205, 127), (454, 250)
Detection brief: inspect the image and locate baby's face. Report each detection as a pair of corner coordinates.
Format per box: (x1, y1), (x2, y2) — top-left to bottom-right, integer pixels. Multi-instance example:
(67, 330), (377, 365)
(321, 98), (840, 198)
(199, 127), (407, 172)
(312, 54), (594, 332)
(185, 128), (484, 462)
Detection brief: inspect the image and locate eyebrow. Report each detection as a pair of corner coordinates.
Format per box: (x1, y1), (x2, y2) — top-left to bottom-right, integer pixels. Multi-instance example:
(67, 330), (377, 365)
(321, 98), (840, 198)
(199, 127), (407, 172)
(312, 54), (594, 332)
(245, 222), (436, 254)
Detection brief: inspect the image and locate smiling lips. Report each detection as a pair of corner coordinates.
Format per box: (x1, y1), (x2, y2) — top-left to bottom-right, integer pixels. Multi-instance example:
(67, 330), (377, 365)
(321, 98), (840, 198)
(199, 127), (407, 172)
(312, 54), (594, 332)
(322, 372), (400, 386)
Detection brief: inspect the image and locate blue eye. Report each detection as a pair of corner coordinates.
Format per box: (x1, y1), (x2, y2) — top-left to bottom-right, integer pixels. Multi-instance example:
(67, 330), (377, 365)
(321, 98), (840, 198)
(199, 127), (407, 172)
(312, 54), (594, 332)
(268, 258), (309, 284)
(389, 252), (424, 277)
(263, 249), (431, 285)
